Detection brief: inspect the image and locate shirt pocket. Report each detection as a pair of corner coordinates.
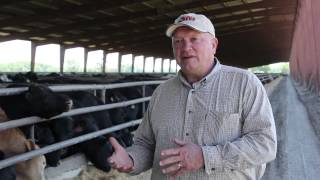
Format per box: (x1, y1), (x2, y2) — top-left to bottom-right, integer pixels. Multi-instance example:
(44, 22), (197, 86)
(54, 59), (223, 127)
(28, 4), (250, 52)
(202, 110), (241, 145)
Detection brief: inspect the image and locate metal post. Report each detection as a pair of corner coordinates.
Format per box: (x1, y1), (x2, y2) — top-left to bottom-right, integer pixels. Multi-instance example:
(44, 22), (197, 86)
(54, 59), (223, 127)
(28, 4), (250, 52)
(143, 57), (146, 73)
(30, 125), (35, 141)
(161, 59), (164, 73)
(60, 45), (65, 73)
(96, 89), (106, 103)
(84, 48), (88, 73)
(102, 50), (106, 73)
(30, 41), (36, 72)
(118, 53), (122, 73)
(142, 85), (146, 115)
(132, 55), (135, 73)
(152, 58), (156, 73)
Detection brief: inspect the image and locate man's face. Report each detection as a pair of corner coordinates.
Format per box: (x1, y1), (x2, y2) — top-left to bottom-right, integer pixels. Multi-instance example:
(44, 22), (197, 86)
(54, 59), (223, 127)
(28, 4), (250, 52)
(172, 27), (218, 77)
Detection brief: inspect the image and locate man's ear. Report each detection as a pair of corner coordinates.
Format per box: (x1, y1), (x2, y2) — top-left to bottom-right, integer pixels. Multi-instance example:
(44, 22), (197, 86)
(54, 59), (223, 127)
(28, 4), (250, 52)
(212, 37), (218, 50)
(211, 37), (218, 55)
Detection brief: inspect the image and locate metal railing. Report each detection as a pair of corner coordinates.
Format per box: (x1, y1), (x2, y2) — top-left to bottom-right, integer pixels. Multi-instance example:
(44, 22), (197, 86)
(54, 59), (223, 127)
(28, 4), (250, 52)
(0, 74), (280, 169)
(0, 80), (164, 169)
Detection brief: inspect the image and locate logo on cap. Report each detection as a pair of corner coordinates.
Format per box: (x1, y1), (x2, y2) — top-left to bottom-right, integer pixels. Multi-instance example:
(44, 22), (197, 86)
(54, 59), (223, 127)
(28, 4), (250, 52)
(178, 15), (195, 22)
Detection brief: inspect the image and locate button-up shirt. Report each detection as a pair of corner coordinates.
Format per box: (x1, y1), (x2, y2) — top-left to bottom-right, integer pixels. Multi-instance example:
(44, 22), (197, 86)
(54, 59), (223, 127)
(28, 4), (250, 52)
(127, 59), (277, 180)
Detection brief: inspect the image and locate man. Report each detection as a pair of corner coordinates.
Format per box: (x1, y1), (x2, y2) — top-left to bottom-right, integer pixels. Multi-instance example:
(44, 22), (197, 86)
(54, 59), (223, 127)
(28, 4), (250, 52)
(108, 13), (277, 180)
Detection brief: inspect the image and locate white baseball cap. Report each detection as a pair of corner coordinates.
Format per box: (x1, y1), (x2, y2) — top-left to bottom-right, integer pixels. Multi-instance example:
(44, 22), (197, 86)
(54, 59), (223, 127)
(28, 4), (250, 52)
(166, 13), (215, 37)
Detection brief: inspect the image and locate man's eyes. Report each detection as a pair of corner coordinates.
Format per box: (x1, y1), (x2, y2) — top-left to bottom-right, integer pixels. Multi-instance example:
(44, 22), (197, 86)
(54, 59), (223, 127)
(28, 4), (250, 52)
(173, 37), (200, 44)
(191, 38), (199, 42)
(174, 39), (182, 44)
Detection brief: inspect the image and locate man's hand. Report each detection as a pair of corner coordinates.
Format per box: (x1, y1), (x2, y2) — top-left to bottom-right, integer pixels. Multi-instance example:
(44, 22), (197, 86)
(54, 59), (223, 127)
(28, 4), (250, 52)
(107, 137), (134, 173)
(159, 139), (204, 178)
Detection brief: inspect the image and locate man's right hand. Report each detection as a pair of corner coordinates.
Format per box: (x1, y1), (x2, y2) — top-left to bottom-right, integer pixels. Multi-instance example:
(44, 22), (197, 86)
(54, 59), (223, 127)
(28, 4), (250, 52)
(107, 137), (134, 173)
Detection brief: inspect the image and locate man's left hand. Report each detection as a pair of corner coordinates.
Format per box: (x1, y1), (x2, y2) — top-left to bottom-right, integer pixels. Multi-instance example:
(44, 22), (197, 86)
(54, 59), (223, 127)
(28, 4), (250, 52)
(159, 138), (204, 178)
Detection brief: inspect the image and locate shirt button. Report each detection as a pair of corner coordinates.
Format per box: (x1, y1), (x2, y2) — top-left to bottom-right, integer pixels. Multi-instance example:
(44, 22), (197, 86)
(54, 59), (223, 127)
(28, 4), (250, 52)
(231, 169), (235, 171)
(211, 168), (215, 171)
(186, 133), (189, 136)
(188, 110), (192, 113)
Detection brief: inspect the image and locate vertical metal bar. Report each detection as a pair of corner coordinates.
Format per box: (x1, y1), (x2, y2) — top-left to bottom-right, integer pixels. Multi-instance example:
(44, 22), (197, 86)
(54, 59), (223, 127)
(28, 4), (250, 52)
(161, 59), (164, 73)
(84, 48), (88, 73)
(143, 57), (146, 73)
(132, 55), (135, 73)
(153, 58), (155, 73)
(60, 45), (65, 73)
(96, 89), (106, 103)
(142, 85), (146, 115)
(118, 53), (122, 73)
(30, 125), (35, 141)
(102, 50), (106, 73)
(169, 59), (172, 73)
(30, 41), (36, 72)
(101, 89), (106, 103)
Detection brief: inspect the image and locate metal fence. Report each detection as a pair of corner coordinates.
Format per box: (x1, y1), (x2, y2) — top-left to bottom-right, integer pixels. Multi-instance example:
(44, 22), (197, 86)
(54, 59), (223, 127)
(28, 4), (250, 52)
(0, 80), (164, 169)
(0, 73), (279, 170)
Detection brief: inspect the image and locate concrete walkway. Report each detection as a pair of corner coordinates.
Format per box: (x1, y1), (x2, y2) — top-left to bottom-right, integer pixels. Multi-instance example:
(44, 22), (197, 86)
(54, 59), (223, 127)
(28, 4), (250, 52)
(263, 77), (320, 180)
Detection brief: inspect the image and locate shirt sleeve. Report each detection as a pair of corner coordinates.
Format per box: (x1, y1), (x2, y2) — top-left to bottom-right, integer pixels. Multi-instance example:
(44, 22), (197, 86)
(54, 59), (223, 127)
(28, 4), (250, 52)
(201, 74), (277, 174)
(126, 87), (160, 175)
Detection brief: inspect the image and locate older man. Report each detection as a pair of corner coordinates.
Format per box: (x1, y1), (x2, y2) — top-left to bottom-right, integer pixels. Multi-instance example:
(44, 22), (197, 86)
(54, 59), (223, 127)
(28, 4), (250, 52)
(107, 13), (277, 180)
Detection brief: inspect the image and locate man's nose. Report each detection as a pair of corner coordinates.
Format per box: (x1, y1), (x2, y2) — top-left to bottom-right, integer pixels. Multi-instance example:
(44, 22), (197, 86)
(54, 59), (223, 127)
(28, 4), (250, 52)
(182, 41), (192, 51)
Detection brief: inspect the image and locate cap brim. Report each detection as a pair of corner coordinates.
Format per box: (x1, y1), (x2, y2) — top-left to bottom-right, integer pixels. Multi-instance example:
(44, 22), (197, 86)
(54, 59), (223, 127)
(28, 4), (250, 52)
(165, 23), (209, 37)
(166, 24), (186, 37)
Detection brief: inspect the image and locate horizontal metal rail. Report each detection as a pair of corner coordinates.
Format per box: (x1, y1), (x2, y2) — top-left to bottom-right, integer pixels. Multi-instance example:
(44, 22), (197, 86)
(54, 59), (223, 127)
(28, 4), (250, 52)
(0, 80), (163, 170)
(0, 80), (164, 96)
(0, 119), (142, 169)
(0, 96), (151, 131)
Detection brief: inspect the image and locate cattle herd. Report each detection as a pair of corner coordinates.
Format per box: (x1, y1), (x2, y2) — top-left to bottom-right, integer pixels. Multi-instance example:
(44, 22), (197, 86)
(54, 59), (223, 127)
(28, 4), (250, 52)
(0, 72), (164, 180)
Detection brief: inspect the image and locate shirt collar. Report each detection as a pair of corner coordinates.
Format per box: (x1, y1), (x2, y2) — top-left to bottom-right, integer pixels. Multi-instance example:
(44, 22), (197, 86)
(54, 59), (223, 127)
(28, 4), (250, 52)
(178, 57), (222, 89)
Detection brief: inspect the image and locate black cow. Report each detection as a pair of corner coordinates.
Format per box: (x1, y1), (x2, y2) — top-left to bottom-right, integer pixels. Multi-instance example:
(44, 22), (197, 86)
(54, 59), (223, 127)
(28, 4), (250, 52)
(107, 85), (156, 132)
(7, 72), (38, 83)
(105, 90), (135, 147)
(0, 151), (16, 180)
(0, 84), (72, 120)
(62, 91), (117, 172)
(0, 84), (73, 166)
(78, 133), (113, 172)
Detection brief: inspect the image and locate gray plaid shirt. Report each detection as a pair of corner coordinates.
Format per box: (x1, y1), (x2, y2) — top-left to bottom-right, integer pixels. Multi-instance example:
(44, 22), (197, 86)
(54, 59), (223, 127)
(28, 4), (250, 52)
(127, 59), (277, 180)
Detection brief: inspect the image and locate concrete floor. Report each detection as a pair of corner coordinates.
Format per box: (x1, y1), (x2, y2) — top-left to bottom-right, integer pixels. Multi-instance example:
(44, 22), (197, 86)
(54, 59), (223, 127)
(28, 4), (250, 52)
(262, 77), (320, 180)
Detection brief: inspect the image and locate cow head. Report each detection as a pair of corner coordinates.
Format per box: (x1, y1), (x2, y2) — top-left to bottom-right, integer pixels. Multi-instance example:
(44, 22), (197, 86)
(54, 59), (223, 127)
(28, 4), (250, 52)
(25, 84), (73, 118)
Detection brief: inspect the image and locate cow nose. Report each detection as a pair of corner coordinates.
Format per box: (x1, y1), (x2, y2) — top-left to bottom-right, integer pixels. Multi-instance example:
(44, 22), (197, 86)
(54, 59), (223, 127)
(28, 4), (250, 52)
(66, 99), (73, 110)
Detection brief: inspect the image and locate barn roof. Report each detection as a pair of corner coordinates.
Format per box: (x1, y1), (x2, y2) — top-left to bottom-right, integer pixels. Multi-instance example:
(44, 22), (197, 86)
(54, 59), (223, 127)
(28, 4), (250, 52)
(0, 0), (298, 68)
